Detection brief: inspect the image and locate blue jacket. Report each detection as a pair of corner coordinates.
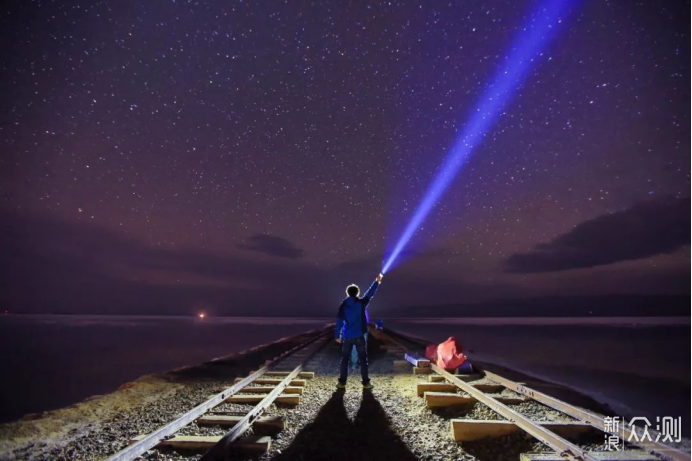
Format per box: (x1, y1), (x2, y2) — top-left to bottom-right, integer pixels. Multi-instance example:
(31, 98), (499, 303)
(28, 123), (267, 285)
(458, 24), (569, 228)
(335, 281), (380, 340)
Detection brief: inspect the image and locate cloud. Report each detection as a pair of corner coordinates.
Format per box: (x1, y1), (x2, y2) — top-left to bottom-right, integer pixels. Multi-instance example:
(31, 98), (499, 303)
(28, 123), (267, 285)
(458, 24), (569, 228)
(3, 199), (686, 317)
(0, 210), (324, 315)
(237, 234), (304, 259)
(506, 196), (690, 273)
(0, 209), (520, 315)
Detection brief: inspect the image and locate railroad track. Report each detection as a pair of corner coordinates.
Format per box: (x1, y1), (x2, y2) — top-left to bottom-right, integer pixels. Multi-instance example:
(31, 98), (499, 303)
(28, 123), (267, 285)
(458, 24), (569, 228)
(102, 325), (688, 461)
(371, 328), (690, 461)
(107, 327), (332, 461)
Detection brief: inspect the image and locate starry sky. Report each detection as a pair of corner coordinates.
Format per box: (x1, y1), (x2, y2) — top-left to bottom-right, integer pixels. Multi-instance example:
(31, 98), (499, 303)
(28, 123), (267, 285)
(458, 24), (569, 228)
(1, 0), (689, 316)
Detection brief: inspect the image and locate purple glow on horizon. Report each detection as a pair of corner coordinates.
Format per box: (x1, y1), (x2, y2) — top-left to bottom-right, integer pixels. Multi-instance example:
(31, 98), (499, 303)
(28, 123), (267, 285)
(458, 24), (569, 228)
(382, 0), (577, 274)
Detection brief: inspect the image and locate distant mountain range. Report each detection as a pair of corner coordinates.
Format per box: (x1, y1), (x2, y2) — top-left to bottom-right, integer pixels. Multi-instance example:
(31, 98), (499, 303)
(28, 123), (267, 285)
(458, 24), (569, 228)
(392, 295), (690, 318)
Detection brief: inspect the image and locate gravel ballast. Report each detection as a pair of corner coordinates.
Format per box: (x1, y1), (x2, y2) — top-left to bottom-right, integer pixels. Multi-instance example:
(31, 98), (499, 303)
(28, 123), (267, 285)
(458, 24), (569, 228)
(1, 327), (688, 460)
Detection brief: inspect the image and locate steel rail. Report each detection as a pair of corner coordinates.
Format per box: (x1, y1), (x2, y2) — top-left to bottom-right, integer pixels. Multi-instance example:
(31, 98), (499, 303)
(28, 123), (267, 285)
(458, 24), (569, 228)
(484, 371), (690, 461)
(106, 327), (331, 461)
(382, 328), (689, 461)
(200, 332), (330, 460)
(431, 363), (596, 461)
(375, 329), (595, 460)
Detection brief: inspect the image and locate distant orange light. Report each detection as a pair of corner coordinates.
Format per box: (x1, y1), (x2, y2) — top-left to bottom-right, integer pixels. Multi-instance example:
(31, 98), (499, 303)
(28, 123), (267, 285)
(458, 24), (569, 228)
(199, 313), (205, 319)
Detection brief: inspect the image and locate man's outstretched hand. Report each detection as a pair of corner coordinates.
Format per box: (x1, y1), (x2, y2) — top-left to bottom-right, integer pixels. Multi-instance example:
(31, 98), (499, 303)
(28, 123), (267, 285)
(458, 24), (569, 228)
(335, 338), (342, 344)
(376, 273), (384, 283)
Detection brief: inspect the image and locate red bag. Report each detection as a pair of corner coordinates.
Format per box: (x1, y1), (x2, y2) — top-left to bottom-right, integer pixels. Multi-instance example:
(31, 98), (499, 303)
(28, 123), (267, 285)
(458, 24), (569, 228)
(435, 337), (466, 371)
(425, 344), (438, 361)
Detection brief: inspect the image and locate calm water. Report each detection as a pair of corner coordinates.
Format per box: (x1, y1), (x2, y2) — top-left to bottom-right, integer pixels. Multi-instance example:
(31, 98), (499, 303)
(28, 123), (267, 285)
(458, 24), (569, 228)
(0, 315), (330, 423)
(0, 315), (689, 433)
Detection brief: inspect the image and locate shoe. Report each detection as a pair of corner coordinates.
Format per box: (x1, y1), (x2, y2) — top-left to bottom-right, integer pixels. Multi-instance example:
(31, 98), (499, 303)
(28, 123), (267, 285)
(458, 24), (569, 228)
(362, 382), (374, 389)
(336, 381), (346, 389)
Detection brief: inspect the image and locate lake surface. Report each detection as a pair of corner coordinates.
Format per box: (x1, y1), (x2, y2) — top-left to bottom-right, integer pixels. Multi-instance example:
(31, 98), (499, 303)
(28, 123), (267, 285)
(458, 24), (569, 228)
(1, 315), (689, 434)
(0, 315), (330, 423)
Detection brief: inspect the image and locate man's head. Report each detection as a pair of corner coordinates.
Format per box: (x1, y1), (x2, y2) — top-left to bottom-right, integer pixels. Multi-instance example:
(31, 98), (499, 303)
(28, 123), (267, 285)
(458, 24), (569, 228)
(346, 284), (360, 297)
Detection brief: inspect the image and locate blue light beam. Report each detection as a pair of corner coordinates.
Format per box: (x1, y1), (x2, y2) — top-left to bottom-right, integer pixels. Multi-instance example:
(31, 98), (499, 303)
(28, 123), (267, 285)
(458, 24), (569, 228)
(382, 0), (576, 274)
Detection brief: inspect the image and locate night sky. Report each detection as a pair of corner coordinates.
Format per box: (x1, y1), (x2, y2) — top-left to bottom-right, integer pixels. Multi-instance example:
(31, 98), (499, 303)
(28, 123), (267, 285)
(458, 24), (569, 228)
(1, 1), (689, 316)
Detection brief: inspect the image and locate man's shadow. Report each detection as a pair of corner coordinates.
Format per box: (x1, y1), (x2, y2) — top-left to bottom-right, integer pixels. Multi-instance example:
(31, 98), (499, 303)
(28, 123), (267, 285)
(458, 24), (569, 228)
(272, 389), (417, 460)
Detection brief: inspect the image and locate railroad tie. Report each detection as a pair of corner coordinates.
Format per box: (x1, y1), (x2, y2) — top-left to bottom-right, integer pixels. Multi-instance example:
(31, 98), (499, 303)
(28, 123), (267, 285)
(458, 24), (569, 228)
(236, 385), (304, 395)
(450, 419), (594, 442)
(225, 392), (300, 405)
(429, 374), (483, 383)
(233, 377), (307, 386)
(258, 371), (315, 379)
(424, 391), (525, 407)
(128, 434), (272, 453)
(197, 415), (287, 435)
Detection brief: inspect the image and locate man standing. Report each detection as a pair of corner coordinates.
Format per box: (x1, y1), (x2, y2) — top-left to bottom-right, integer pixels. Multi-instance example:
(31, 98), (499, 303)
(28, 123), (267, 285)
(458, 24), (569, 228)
(335, 273), (383, 389)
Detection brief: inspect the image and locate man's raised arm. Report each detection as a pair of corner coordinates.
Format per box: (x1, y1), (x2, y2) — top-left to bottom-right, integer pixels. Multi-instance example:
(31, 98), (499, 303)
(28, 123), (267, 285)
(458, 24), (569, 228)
(361, 273), (383, 305)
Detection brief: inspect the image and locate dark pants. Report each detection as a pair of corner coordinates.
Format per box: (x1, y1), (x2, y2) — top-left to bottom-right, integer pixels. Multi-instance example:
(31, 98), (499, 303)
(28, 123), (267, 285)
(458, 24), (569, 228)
(350, 332), (368, 368)
(339, 335), (369, 384)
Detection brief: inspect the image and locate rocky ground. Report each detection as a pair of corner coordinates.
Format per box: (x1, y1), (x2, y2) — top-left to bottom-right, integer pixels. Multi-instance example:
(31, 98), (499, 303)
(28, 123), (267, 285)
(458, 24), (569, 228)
(0, 329), (326, 460)
(254, 340), (551, 461)
(1, 327), (688, 461)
